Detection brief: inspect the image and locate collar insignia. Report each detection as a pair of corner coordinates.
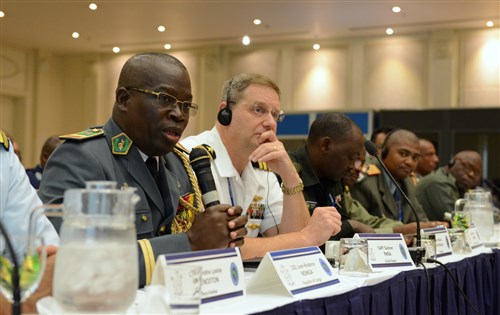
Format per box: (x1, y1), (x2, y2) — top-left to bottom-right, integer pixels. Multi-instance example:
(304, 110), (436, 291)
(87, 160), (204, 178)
(112, 132), (133, 155)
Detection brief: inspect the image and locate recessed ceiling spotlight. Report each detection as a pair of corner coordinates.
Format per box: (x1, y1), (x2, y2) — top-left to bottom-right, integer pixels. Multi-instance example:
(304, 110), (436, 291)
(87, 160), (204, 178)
(386, 28), (394, 35)
(486, 21), (494, 27)
(89, 3), (97, 10)
(242, 35), (251, 46)
(112, 47), (120, 53)
(313, 44), (320, 50)
(158, 25), (166, 32)
(392, 6), (401, 13)
(253, 19), (262, 25)
(164, 43), (172, 50)
(72, 32), (80, 39)
(0, 11), (5, 18)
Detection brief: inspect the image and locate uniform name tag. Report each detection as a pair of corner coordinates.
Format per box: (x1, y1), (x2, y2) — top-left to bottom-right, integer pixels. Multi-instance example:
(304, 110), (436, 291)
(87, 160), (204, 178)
(356, 233), (415, 270)
(246, 246), (339, 296)
(464, 225), (484, 250)
(151, 248), (245, 303)
(421, 226), (453, 257)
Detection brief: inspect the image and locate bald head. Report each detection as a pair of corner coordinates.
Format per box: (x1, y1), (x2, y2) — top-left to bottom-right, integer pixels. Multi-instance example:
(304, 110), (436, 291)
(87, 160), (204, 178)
(382, 129), (420, 181)
(450, 150), (482, 194)
(306, 113), (364, 182)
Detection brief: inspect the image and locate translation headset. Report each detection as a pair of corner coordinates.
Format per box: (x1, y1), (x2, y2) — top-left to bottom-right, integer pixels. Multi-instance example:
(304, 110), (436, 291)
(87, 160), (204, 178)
(380, 129), (399, 159)
(217, 79), (233, 126)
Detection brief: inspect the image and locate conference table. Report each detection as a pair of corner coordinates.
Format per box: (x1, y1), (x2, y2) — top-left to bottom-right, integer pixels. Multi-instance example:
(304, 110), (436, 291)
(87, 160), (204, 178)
(37, 228), (500, 315)
(199, 247), (499, 315)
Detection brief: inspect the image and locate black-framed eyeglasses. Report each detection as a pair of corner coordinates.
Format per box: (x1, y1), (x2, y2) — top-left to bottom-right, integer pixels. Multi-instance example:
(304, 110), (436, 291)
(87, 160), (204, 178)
(127, 87), (198, 117)
(250, 104), (285, 122)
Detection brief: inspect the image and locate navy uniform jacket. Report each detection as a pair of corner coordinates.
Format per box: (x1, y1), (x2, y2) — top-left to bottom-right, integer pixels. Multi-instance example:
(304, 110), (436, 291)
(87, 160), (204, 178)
(288, 145), (354, 239)
(350, 160), (429, 224)
(39, 118), (192, 287)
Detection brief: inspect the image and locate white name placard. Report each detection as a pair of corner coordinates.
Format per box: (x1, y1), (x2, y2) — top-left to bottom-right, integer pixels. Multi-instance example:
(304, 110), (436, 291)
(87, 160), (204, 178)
(464, 225), (484, 250)
(151, 248), (245, 303)
(246, 246), (339, 296)
(421, 226), (453, 257)
(356, 233), (415, 271)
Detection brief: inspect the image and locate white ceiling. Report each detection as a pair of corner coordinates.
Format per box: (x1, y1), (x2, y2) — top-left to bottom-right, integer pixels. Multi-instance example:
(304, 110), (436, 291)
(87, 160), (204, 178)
(1, 0), (499, 55)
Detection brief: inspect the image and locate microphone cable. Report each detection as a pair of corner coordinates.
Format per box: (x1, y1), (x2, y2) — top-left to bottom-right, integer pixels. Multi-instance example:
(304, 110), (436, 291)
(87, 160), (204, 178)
(417, 261), (432, 315)
(425, 258), (480, 315)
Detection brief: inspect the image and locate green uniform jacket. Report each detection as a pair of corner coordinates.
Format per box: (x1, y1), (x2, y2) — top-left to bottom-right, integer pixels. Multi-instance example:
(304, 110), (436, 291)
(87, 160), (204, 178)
(415, 167), (459, 221)
(39, 118), (192, 287)
(344, 188), (401, 233)
(350, 160), (429, 224)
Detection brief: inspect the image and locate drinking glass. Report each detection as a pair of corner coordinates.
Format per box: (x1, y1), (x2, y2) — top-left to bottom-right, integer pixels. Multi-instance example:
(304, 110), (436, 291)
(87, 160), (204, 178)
(338, 238), (370, 276)
(0, 204), (61, 304)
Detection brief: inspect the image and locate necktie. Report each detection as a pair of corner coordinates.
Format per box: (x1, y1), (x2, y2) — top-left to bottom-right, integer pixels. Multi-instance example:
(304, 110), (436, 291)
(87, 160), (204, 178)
(145, 157), (160, 187)
(394, 190), (402, 222)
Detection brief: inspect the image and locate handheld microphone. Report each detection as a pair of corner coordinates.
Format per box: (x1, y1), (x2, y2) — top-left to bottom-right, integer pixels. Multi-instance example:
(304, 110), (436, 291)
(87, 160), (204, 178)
(364, 140), (425, 263)
(189, 144), (220, 208)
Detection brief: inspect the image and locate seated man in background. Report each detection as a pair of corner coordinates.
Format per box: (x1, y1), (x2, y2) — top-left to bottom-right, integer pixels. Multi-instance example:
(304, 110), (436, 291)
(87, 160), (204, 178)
(414, 138), (439, 182)
(0, 131), (59, 314)
(344, 145), (448, 234)
(350, 129), (430, 224)
(416, 150), (482, 221)
(26, 136), (63, 189)
(39, 53), (248, 287)
(181, 73), (342, 259)
(288, 113), (375, 239)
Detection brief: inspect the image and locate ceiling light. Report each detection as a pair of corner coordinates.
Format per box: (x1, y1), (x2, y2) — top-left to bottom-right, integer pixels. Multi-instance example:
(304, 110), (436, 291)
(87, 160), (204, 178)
(386, 28), (394, 35)
(164, 43), (172, 50)
(392, 6), (401, 13)
(112, 47), (120, 53)
(486, 21), (494, 27)
(242, 35), (250, 46)
(253, 19), (262, 25)
(0, 11), (5, 18)
(158, 25), (166, 32)
(89, 3), (97, 10)
(313, 44), (320, 50)
(72, 32), (80, 39)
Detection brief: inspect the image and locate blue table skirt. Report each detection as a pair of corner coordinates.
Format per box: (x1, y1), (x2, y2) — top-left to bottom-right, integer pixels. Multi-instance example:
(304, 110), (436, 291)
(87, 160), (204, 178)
(255, 250), (500, 315)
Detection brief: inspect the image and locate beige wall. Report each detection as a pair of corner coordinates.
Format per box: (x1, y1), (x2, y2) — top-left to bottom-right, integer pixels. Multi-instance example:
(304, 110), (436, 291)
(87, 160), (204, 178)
(1, 28), (498, 166)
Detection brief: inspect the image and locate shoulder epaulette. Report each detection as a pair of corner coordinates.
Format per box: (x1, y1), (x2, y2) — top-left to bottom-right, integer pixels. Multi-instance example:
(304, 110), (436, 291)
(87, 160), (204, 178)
(252, 161), (270, 172)
(59, 127), (104, 141)
(363, 163), (381, 176)
(0, 130), (9, 151)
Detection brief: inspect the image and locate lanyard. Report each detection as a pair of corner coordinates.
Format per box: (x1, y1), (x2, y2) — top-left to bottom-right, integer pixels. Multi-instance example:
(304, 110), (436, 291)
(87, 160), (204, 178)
(394, 190), (402, 222)
(227, 178), (235, 207)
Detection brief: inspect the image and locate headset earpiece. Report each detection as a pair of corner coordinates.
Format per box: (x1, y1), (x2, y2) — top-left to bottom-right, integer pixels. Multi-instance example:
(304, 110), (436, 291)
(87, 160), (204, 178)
(217, 79), (233, 126)
(381, 146), (389, 159)
(380, 128), (398, 159)
(217, 106), (232, 126)
(448, 158), (455, 167)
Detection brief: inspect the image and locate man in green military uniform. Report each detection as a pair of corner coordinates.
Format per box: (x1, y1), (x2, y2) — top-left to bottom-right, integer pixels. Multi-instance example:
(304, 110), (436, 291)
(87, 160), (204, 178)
(39, 53), (248, 287)
(416, 150), (482, 221)
(350, 129), (429, 224)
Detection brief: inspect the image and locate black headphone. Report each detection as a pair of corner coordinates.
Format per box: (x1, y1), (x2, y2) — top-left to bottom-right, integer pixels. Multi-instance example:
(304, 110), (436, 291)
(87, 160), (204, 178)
(380, 129), (399, 159)
(217, 80), (233, 126)
(448, 158), (456, 168)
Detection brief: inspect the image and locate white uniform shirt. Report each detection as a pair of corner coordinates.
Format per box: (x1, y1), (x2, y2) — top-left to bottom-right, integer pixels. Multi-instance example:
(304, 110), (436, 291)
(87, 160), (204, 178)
(182, 127), (283, 237)
(0, 141), (59, 257)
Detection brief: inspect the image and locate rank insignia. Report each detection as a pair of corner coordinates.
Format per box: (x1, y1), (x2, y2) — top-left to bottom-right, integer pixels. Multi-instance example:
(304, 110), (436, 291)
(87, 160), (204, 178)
(251, 161), (270, 172)
(59, 127), (104, 141)
(0, 130), (9, 151)
(112, 132), (133, 155)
